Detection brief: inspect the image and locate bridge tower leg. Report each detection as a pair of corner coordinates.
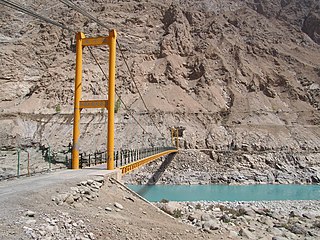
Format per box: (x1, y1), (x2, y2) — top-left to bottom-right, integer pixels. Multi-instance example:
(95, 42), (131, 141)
(72, 32), (85, 169)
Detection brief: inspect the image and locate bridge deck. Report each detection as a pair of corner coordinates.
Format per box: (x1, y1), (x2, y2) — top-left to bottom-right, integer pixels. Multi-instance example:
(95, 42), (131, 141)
(80, 147), (178, 174)
(119, 149), (178, 174)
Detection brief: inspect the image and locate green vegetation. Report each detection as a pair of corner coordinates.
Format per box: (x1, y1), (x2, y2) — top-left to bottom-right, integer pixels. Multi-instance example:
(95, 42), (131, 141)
(115, 97), (121, 113)
(215, 204), (246, 217)
(55, 104), (61, 113)
(172, 209), (182, 218)
(160, 198), (169, 203)
(195, 203), (202, 210)
(313, 220), (320, 228)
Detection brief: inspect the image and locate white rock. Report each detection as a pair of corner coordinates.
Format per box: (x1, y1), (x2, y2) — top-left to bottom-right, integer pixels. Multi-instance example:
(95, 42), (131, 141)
(114, 202), (124, 210)
(25, 219), (36, 225)
(80, 181), (88, 186)
(202, 219), (219, 230)
(26, 210), (35, 217)
(201, 213), (211, 221)
(94, 177), (104, 183)
(105, 207), (112, 212)
(87, 179), (94, 185)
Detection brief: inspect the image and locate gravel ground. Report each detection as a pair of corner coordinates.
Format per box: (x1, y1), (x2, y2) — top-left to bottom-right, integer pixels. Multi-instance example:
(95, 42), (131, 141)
(156, 200), (320, 239)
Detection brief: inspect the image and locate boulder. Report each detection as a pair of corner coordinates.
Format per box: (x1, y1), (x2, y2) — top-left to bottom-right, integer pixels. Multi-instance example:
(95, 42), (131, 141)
(239, 228), (255, 239)
(202, 219), (219, 231)
(114, 202), (124, 210)
(161, 202), (181, 215)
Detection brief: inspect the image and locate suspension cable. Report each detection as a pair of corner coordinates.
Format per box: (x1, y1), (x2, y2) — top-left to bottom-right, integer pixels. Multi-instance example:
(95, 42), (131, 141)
(0, 0), (76, 33)
(59, 0), (166, 140)
(59, 0), (109, 29)
(87, 48), (149, 135)
(2, 0), (168, 145)
(116, 41), (166, 140)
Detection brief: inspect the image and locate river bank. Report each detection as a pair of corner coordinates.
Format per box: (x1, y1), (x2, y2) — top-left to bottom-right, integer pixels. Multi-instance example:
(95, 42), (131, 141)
(123, 150), (320, 185)
(156, 200), (320, 239)
(123, 150), (320, 239)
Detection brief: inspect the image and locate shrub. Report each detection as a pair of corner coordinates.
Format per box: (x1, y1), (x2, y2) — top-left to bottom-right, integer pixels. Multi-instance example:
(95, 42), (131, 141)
(55, 104), (61, 113)
(313, 220), (320, 229)
(115, 97), (121, 113)
(172, 209), (182, 218)
(195, 203), (202, 210)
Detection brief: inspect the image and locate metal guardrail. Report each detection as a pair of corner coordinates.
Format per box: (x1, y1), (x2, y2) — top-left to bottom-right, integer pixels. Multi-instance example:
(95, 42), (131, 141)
(0, 146), (177, 181)
(0, 146), (72, 181)
(78, 147), (177, 170)
(119, 147), (178, 174)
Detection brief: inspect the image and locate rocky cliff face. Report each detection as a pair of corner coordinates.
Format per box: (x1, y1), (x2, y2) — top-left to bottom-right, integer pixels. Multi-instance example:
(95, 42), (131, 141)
(247, 0), (320, 44)
(0, 0), (319, 182)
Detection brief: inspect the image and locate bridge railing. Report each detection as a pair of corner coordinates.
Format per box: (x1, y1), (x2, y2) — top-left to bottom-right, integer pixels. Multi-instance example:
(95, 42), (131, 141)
(114, 146), (176, 168)
(78, 146), (177, 169)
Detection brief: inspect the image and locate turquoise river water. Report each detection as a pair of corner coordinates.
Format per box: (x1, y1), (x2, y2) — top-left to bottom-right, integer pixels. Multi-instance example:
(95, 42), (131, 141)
(127, 184), (320, 202)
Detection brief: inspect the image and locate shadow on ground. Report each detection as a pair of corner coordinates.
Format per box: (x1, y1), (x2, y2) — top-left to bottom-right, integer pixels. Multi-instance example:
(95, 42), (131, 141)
(133, 153), (177, 198)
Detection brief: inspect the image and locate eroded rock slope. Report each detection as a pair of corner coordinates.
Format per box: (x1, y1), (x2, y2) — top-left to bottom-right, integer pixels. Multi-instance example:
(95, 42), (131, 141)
(0, 0), (319, 181)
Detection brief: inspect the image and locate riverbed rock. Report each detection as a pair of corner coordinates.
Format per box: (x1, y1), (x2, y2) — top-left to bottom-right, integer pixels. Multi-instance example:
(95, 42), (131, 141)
(287, 223), (307, 235)
(188, 213), (201, 222)
(114, 202), (124, 210)
(239, 228), (255, 239)
(202, 219), (219, 231)
(161, 202), (181, 215)
(200, 213), (212, 221)
(243, 207), (256, 217)
(105, 207), (112, 212)
(26, 210), (35, 217)
(220, 214), (231, 223)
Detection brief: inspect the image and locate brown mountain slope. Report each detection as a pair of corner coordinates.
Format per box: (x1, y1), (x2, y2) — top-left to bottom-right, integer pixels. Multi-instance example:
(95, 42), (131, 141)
(0, 0), (319, 182)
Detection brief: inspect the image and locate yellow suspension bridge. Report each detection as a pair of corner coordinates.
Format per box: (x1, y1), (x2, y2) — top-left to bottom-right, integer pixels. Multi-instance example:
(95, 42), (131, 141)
(71, 29), (178, 175)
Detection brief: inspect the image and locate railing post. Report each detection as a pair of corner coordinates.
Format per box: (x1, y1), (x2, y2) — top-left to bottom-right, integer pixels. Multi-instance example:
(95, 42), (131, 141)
(175, 128), (179, 149)
(48, 145), (51, 170)
(27, 151), (30, 177)
(127, 150), (129, 163)
(17, 149), (20, 178)
(120, 150), (123, 166)
(129, 150), (131, 163)
(80, 153), (83, 168)
(65, 155), (69, 168)
(130, 149), (133, 162)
